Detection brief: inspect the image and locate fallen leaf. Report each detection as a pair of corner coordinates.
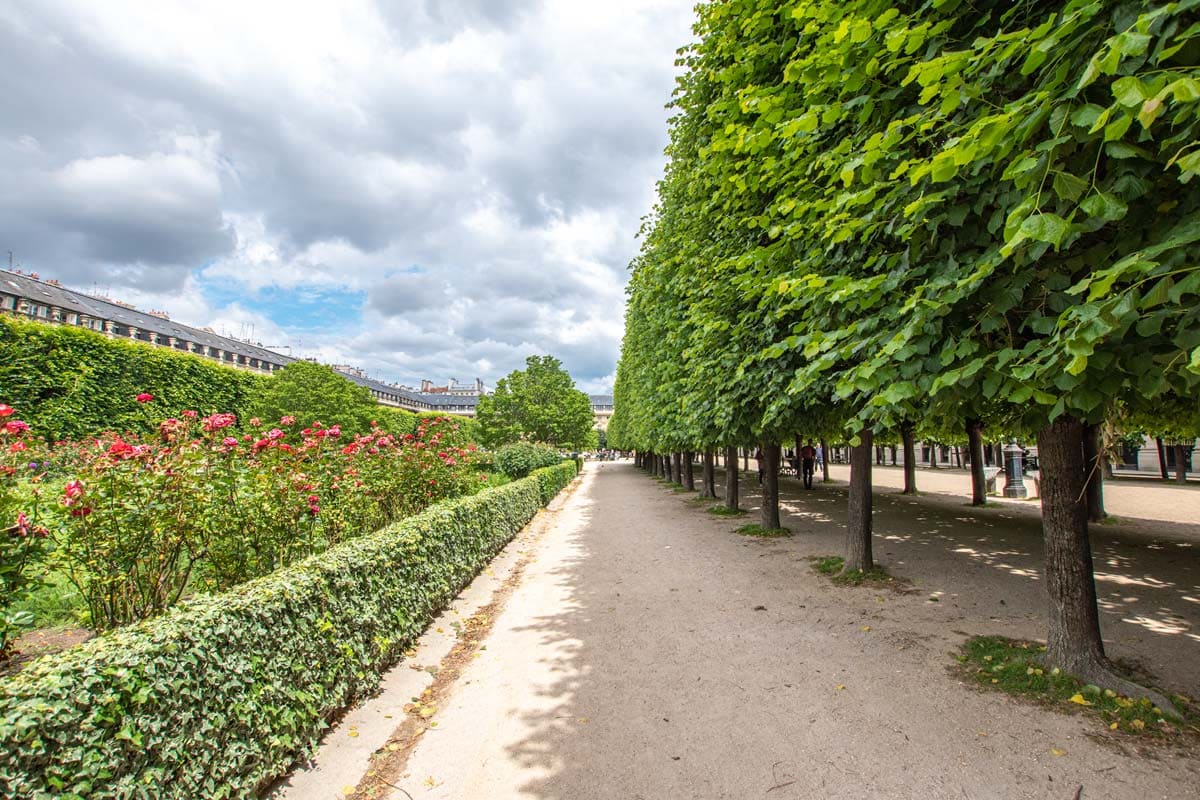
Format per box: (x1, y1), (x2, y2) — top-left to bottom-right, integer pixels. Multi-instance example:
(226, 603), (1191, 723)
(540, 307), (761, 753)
(861, 626), (871, 632)
(1109, 722), (1119, 730)
(1050, 748), (1066, 756)
(1131, 719), (1146, 731)
(835, 684), (846, 691)
(342, 787), (356, 796)
(348, 729), (360, 738)
(1068, 694), (1093, 707)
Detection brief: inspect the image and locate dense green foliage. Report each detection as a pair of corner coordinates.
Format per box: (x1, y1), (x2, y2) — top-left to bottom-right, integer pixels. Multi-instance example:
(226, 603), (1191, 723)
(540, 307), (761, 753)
(476, 355), (595, 449)
(611, 0), (1200, 451)
(0, 317), (265, 441)
(250, 361), (383, 434)
(0, 461), (578, 799)
(493, 441), (563, 479)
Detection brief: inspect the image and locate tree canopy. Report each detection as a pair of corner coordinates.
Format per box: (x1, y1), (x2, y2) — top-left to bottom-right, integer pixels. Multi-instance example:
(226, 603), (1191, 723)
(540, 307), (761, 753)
(251, 361), (380, 433)
(476, 355), (595, 449)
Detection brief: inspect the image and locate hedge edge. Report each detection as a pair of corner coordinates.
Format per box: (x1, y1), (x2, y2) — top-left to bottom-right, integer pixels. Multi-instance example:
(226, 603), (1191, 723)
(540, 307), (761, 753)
(0, 460), (579, 799)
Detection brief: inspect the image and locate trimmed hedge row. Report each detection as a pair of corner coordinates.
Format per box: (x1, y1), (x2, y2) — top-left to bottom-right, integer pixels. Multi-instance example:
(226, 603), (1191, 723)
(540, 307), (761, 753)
(0, 461), (579, 799)
(0, 316), (266, 441)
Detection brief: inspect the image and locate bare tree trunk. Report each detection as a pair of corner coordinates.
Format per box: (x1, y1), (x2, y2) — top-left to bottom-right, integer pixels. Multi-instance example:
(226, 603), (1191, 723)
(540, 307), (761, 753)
(1175, 444), (1188, 484)
(1039, 417), (1104, 675)
(1156, 437), (1169, 480)
(742, 449), (749, 472)
(890, 445), (897, 465)
(761, 442), (781, 530)
(967, 418), (986, 506)
(844, 428), (874, 573)
(1083, 423), (1106, 522)
(683, 451), (695, 491)
(901, 424), (917, 495)
(701, 451), (716, 498)
(820, 438), (830, 483)
(724, 445), (739, 510)
(672, 452), (682, 484)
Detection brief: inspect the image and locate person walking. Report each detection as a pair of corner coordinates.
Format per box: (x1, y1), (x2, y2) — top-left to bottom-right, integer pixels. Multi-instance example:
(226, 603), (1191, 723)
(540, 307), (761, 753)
(801, 439), (817, 490)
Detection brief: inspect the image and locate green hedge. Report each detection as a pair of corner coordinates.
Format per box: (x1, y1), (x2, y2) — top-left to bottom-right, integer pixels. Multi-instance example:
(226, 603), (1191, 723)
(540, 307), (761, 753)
(0, 460), (579, 799)
(494, 441), (562, 479)
(0, 317), (266, 440)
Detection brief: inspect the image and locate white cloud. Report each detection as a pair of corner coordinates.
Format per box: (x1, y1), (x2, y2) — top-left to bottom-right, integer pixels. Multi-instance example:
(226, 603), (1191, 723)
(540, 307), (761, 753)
(0, 1), (696, 390)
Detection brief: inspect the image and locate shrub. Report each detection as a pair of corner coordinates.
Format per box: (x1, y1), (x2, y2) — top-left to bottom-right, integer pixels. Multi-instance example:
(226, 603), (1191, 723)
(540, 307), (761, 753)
(0, 406), (50, 654)
(493, 441), (561, 479)
(529, 461), (578, 505)
(0, 317), (264, 441)
(0, 460), (578, 799)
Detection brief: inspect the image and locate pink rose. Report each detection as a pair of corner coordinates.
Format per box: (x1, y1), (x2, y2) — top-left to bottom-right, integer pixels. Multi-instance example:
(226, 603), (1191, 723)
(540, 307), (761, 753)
(136, 393), (154, 403)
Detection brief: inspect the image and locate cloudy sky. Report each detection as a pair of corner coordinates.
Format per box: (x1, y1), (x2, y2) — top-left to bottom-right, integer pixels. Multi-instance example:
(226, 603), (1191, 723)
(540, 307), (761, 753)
(0, 1), (695, 393)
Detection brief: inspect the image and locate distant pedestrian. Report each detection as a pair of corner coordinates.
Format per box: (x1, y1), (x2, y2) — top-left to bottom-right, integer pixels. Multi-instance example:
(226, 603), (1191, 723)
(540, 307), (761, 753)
(815, 443), (824, 468)
(801, 439), (817, 489)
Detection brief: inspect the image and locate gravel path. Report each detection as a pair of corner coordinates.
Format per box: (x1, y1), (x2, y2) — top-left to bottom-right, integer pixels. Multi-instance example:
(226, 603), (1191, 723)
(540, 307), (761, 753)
(372, 462), (1199, 799)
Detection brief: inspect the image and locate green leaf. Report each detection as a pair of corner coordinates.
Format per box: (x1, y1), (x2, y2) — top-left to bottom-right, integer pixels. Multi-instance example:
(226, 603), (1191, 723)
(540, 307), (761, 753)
(1112, 76), (1148, 107)
(1019, 213), (1071, 249)
(1052, 172), (1088, 202)
(1079, 192), (1128, 222)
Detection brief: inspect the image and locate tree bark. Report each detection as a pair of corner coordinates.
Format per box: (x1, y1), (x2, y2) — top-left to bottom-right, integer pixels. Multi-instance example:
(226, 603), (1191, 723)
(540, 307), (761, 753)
(742, 449), (749, 472)
(683, 451), (695, 491)
(1083, 422), (1106, 522)
(901, 424), (917, 495)
(1031, 415), (1175, 709)
(967, 418), (986, 506)
(1156, 437), (1169, 480)
(701, 451), (716, 498)
(820, 438), (830, 483)
(724, 445), (739, 510)
(761, 442), (781, 530)
(672, 452), (682, 484)
(1175, 444), (1188, 484)
(1039, 416), (1104, 674)
(890, 444), (897, 465)
(844, 428), (874, 573)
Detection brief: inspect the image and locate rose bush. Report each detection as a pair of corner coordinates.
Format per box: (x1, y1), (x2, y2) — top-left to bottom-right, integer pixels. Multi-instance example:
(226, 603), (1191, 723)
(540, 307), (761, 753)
(0, 406), (50, 655)
(4, 396), (484, 633)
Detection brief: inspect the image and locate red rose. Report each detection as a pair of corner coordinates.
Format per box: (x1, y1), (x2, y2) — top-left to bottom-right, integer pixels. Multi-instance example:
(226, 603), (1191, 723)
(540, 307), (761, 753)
(136, 393), (154, 403)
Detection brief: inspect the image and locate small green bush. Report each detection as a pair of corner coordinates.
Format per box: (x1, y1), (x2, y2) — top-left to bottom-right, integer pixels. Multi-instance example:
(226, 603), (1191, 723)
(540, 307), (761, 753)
(493, 441), (561, 479)
(0, 461), (578, 799)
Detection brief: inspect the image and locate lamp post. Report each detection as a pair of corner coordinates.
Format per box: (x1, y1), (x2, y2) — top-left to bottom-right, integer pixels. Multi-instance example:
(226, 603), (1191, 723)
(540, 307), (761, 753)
(1003, 441), (1028, 498)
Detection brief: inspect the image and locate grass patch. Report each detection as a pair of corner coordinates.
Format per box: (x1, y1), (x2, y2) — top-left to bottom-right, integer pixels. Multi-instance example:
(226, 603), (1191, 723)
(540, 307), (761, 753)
(706, 505), (748, 517)
(735, 524), (791, 538)
(671, 485), (694, 493)
(957, 636), (1198, 739)
(11, 570), (86, 629)
(812, 555), (901, 587)
(688, 495), (720, 506)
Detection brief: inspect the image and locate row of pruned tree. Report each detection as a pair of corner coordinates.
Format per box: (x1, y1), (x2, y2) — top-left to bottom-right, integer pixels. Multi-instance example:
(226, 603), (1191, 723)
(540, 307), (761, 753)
(609, 0), (1200, 709)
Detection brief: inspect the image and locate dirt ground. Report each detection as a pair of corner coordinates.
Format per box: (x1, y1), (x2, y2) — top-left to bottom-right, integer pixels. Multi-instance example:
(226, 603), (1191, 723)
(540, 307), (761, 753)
(344, 461), (1199, 799)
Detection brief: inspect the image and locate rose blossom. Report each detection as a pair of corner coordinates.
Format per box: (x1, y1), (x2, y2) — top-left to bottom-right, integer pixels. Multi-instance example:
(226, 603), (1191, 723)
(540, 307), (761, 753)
(136, 393), (154, 403)
(182, 409), (199, 419)
(0, 404), (13, 417)
(4, 419), (30, 434)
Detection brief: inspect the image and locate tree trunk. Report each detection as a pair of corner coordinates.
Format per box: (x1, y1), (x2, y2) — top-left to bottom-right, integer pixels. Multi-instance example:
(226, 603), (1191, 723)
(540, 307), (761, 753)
(1083, 422), (1106, 522)
(844, 428), (874, 573)
(683, 451), (695, 491)
(761, 442), (781, 530)
(890, 444), (897, 465)
(701, 451), (716, 498)
(967, 418), (986, 506)
(1032, 415), (1173, 707)
(1156, 437), (1169, 480)
(724, 445), (739, 510)
(820, 438), (830, 483)
(901, 424), (917, 495)
(742, 449), (749, 472)
(1175, 444), (1188, 484)
(672, 452), (682, 484)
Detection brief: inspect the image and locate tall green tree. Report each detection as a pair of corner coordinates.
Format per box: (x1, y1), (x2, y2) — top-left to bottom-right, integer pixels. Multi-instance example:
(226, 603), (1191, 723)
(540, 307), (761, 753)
(250, 361), (378, 432)
(476, 356), (594, 449)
